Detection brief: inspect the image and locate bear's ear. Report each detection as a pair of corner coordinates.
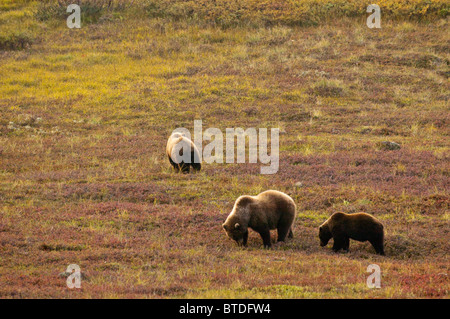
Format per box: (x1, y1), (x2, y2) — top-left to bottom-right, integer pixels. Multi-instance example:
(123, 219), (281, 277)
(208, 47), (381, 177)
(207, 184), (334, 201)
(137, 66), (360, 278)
(319, 226), (322, 231)
(234, 223), (240, 229)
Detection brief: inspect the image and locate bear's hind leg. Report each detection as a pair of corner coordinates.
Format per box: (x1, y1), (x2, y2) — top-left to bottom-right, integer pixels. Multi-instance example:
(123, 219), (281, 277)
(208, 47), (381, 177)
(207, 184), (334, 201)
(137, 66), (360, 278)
(243, 231), (248, 247)
(277, 225), (291, 242)
(168, 156), (180, 172)
(191, 163), (201, 172)
(191, 152), (201, 172)
(288, 228), (293, 239)
(343, 237), (350, 252)
(277, 212), (295, 242)
(369, 238), (385, 255)
(180, 163), (190, 174)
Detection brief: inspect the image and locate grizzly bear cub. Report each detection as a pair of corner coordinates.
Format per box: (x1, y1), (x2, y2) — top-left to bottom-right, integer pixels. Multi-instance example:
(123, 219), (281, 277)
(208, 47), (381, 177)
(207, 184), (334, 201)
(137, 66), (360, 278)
(222, 190), (296, 248)
(166, 132), (201, 173)
(319, 212), (385, 255)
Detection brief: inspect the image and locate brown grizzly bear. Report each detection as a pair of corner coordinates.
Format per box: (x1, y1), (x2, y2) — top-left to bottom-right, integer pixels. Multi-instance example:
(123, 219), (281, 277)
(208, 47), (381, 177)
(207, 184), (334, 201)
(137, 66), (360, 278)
(222, 190), (296, 248)
(319, 212), (385, 255)
(166, 132), (201, 173)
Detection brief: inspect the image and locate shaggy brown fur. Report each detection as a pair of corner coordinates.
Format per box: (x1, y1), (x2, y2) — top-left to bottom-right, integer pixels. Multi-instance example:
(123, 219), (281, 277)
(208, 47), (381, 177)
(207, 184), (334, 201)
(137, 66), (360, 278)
(319, 212), (385, 255)
(222, 190), (296, 248)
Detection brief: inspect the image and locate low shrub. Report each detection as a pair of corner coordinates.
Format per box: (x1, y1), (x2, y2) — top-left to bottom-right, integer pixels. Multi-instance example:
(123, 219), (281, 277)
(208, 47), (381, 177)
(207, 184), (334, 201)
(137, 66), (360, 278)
(0, 31), (33, 50)
(142, 0), (449, 28)
(35, 0), (131, 23)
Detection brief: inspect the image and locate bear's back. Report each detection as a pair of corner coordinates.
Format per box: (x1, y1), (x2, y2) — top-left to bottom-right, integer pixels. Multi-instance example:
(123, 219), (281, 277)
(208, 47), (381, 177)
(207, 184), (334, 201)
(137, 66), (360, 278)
(329, 212), (383, 240)
(256, 190), (295, 211)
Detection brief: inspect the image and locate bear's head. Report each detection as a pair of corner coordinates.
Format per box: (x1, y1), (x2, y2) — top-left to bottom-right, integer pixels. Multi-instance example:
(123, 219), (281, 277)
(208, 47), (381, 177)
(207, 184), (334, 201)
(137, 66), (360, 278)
(222, 196), (252, 246)
(319, 224), (332, 247)
(222, 221), (247, 246)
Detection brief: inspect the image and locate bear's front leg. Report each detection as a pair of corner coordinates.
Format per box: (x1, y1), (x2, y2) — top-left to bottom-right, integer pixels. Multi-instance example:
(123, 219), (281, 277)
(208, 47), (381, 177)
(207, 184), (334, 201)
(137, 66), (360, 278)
(243, 230), (248, 247)
(257, 227), (271, 248)
(332, 236), (346, 252)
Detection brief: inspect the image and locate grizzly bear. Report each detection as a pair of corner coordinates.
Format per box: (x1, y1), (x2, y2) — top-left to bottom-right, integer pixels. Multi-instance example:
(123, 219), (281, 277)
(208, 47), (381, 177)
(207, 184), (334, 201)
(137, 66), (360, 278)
(222, 190), (296, 248)
(166, 132), (201, 173)
(319, 212), (385, 255)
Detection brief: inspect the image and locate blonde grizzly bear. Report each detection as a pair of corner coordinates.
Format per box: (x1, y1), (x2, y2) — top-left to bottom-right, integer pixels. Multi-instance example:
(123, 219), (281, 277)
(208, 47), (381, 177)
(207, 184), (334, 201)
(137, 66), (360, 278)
(222, 190), (296, 248)
(319, 212), (385, 255)
(166, 132), (201, 173)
